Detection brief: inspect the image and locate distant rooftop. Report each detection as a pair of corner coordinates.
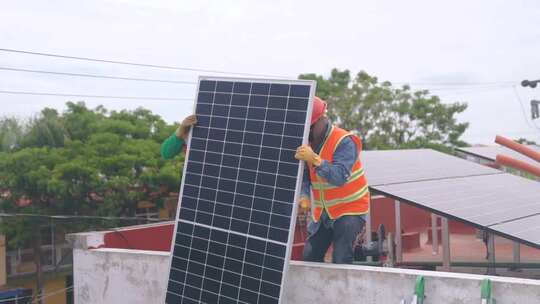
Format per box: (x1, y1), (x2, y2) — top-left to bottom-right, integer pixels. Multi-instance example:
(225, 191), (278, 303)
(457, 145), (540, 165)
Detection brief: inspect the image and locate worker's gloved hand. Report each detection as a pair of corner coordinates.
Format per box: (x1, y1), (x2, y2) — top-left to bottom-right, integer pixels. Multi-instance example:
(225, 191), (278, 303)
(295, 145), (322, 167)
(298, 197), (310, 215)
(176, 115), (197, 139)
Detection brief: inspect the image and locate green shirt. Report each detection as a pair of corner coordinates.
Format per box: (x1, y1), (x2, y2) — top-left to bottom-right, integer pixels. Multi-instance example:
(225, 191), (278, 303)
(160, 133), (185, 159)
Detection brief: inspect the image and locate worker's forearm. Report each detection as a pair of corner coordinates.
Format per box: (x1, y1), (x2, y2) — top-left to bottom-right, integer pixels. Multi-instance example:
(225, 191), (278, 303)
(160, 133), (185, 159)
(315, 161), (351, 186)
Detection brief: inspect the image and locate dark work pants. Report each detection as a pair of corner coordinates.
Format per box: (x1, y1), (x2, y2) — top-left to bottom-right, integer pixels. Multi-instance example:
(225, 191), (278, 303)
(303, 213), (365, 264)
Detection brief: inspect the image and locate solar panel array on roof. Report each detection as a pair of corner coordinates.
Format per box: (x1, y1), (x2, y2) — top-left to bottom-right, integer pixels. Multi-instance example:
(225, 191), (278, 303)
(374, 173), (540, 225)
(362, 149), (501, 186)
(490, 214), (540, 247)
(165, 77), (315, 304)
(457, 145), (540, 164)
(365, 149), (540, 250)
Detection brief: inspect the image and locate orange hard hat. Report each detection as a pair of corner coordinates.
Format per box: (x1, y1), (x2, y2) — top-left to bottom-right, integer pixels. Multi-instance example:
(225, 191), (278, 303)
(311, 96), (327, 125)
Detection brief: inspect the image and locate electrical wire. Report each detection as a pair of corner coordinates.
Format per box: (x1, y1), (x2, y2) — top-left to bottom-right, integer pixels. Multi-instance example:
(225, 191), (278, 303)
(0, 294), (33, 303)
(0, 90), (192, 101)
(424, 86), (513, 96)
(0, 212), (168, 222)
(392, 78), (517, 86)
(0, 48), (290, 78)
(0, 286), (73, 303)
(425, 84), (514, 92)
(464, 129), (540, 137)
(0, 84), (514, 104)
(31, 286), (74, 304)
(394, 81), (516, 86)
(2, 65), (514, 90)
(0, 66), (196, 85)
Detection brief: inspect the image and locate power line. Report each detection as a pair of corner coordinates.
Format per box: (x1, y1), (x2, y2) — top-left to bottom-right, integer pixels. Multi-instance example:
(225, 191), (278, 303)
(0, 66), (196, 85)
(465, 129), (540, 137)
(0, 90), (192, 101)
(0, 286), (74, 303)
(0, 212), (168, 222)
(0, 294), (33, 303)
(0, 48), (290, 78)
(31, 286), (74, 304)
(394, 81), (516, 86)
(431, 86), (514, 97)
(0, 65), (516, 90)
(426, 84), (514, 92)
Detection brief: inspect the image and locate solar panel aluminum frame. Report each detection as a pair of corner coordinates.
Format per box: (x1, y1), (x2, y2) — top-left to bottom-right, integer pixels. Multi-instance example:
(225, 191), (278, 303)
(455, 147), (496, 163)
(164, 75), (316, 303)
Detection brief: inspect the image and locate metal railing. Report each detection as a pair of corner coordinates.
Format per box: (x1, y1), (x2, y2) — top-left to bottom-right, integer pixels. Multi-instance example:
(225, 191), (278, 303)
(6, 243), (72, 278)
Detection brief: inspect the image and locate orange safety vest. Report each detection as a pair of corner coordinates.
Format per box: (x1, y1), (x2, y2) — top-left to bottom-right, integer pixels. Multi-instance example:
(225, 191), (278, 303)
(308, 125), (370, 222)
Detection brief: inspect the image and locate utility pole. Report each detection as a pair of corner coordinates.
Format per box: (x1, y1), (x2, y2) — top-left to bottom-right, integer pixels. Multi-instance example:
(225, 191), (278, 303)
(521, 79), (540, 120)
(531, 100), (540, 119)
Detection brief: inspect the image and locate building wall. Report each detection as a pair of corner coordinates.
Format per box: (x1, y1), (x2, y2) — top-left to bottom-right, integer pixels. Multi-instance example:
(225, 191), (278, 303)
(73, 248), (170, 304)
(73, 247), (540, 304)
(285, 262), (540, 304)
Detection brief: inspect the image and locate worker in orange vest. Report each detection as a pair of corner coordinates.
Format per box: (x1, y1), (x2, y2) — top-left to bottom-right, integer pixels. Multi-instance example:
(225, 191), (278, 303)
(295, 97), (370, 264)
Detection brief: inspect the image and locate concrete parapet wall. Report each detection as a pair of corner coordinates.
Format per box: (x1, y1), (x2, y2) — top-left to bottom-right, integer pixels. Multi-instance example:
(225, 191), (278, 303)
(72, 247), (540, 304)
(73, 248), (170, 304)
(285, 261), (540, 303)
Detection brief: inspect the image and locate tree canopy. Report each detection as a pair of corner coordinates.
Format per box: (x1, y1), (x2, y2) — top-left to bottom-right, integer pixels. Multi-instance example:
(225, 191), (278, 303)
(0, 102), (181, 247)
(0, 102), (183, 301)
(300, 69), (470, 151)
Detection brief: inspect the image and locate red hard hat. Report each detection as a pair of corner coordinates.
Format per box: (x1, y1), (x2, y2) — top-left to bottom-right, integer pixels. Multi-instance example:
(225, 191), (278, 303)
(311, 96), (327, 125)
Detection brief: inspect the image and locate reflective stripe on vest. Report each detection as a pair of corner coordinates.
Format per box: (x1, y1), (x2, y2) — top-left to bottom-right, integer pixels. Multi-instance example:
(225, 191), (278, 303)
(309, 125), (370, 221)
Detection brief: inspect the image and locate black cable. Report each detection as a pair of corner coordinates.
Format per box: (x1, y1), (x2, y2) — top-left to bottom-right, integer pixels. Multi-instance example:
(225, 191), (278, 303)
(426, 84), (514, 92)
(0, 66), (196, 84)
(0, 90), (192, 101)
(395, 81), (516, 86)
(0, 48), (289, 78)
(0, 212), (168, 222)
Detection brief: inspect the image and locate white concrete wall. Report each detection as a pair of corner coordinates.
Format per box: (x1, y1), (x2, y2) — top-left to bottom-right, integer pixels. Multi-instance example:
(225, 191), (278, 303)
(73, 248), (540, 304)
(73, 248), (170, 304)
(285, 262), (540, 303)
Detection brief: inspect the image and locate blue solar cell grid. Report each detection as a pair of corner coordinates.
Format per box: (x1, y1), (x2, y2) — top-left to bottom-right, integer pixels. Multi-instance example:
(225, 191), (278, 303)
(166, 78), (313, 304)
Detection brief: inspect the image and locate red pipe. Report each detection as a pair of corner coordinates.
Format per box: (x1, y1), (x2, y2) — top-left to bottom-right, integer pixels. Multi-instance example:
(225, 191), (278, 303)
(495, 154), (540, 177)
(495, 135), (540, 163)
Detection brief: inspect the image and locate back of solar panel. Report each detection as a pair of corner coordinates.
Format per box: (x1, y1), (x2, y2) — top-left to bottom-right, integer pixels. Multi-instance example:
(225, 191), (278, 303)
(165, 77), (315, 304)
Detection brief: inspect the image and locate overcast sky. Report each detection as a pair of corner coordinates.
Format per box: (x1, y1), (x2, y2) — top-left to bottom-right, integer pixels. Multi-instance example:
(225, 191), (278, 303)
(2, 0), (540, 144)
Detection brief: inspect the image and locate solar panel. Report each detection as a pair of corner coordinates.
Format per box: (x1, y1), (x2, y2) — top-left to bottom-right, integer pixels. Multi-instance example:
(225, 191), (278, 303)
(165, 77), (315, 304)
(457, 145), (540, 165)
(362, 149), (501, 186)
(490, 214), (540, 248)
(372, 173), (540, 249)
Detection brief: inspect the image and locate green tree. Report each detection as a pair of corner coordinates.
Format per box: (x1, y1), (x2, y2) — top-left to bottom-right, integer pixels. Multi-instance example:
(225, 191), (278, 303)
(0, 102), (180, 303)
(0, 117), (25, 152)
(21, 108), (67, 149)
(300, 69), (469, 151)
